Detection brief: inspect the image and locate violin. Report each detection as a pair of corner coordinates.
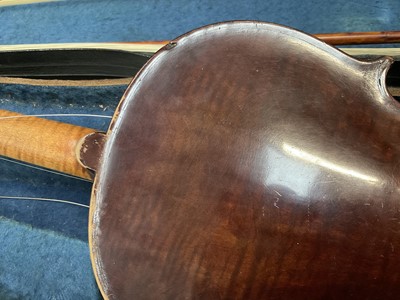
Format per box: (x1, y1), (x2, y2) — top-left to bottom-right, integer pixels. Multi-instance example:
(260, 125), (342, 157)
(1, 21), (400, 299)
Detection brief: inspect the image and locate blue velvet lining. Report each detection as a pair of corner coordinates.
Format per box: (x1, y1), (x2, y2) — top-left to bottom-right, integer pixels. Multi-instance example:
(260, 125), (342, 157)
(0, 0), (398, 44)
(0, 217), (101, 299)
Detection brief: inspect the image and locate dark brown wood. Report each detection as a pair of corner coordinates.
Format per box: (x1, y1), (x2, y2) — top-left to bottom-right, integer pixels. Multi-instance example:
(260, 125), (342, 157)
(316, 30), (400, 45)
(78, 131), (106, 177)
(88, 22), (400, 299)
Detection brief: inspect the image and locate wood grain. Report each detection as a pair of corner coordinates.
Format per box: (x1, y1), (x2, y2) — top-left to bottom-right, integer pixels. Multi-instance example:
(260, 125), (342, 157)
(0, 109), (94, 179)
(90, 21), (400, 299)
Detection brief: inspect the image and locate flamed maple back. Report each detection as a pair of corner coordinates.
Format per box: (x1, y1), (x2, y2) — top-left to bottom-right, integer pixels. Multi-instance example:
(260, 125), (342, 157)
(90, 22), (400, 299)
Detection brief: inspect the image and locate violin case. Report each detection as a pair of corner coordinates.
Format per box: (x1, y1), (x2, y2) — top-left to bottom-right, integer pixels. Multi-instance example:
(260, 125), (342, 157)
(1, 1), (400, 299)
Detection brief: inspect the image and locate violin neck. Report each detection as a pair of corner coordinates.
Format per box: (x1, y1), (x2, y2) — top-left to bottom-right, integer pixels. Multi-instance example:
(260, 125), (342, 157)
(0, 110), (94, 179)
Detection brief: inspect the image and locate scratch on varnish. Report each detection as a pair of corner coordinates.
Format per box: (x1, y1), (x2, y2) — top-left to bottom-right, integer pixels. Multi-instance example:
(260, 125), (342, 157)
(273, 190), (281, 208)
(274, 197), (280, 209)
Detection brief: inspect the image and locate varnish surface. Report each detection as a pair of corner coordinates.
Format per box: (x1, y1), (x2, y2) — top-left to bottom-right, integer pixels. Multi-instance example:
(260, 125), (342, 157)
(90, 22), (400, 299)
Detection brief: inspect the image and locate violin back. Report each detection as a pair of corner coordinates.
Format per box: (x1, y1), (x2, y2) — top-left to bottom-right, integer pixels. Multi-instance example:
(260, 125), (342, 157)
(90, 22), (400, 299)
